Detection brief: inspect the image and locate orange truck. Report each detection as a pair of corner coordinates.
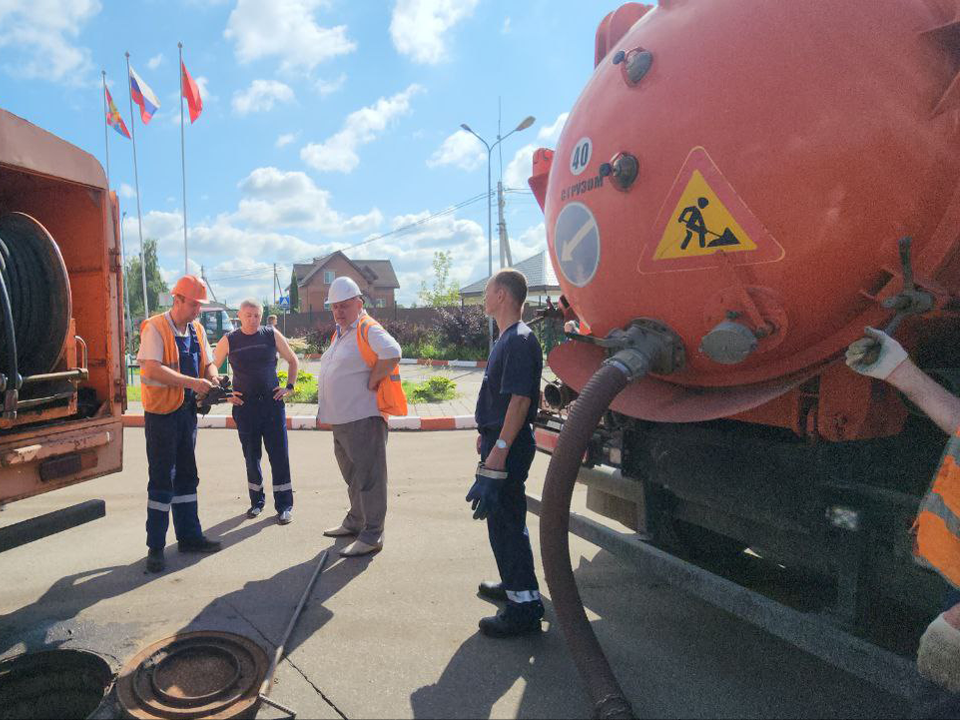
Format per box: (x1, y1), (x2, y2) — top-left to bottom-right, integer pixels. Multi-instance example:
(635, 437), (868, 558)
(0, 109), (126, 547)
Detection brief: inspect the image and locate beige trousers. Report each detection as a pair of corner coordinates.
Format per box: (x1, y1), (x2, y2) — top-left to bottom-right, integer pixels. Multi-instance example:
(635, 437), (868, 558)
(331, 415), (388, 546)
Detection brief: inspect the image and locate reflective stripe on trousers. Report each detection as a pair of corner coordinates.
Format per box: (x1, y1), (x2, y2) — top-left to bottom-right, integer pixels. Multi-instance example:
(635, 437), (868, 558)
(232, 397), (294, 513)
(145, 402), (203, 549)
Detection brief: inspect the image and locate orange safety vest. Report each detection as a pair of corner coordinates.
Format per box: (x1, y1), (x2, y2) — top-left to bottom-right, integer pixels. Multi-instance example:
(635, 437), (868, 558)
(140, 314), (212, 414)
(331, 314), (407, 416)
(914, 426), (960, 590)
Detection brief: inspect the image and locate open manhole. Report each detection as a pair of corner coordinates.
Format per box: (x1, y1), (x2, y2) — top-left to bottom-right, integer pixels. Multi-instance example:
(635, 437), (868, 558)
(0, 649), (113, 719)
(116, 631), (269, 719)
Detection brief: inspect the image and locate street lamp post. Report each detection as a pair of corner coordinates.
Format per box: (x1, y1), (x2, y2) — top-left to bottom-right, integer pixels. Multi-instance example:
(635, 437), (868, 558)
(460, 115), (535, 352)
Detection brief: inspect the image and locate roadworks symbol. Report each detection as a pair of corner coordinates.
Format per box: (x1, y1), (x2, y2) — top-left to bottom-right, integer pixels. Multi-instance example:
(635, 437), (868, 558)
(654, 169), (755, 259)
(639, 147), (784, 273)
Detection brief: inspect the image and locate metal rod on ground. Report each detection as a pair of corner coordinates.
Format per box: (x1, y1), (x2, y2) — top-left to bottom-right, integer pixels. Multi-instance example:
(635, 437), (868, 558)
(257, 549), (329, 717)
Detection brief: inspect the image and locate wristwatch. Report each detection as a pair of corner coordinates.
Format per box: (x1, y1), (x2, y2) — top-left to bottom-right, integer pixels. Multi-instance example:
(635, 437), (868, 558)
(285, 382), (294, 390)
(495, 439), (508, 450)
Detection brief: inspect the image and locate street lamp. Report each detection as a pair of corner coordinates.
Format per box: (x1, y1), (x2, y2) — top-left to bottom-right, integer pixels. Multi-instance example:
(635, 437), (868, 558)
(460, 115), (536, 352)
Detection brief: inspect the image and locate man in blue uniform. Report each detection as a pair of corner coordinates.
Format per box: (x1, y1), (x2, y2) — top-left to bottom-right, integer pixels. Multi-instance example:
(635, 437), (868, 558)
(468, 268), (545, 637)
(212, 299), (299, 524)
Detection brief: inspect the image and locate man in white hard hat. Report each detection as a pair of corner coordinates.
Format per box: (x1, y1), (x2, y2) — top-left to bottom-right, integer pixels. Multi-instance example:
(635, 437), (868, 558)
(318, 276), (402, 557)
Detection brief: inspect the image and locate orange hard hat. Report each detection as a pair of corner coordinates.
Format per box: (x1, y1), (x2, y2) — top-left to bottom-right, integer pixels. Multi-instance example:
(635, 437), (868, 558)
(171, 275), (208, 302)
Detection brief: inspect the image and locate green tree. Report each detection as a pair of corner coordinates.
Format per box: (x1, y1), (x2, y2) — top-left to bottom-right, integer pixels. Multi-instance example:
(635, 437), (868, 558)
(289, 268), (300, 312)
(417, 250), (460, 308)
(125, 238), (168, 321)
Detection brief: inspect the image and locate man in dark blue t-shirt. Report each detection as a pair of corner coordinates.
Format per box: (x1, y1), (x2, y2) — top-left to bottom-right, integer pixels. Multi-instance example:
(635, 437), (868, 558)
(468, 268), (544, 637)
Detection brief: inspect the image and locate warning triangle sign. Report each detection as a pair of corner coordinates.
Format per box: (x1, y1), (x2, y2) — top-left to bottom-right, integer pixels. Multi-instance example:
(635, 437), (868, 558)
(638, 147), (784, 273)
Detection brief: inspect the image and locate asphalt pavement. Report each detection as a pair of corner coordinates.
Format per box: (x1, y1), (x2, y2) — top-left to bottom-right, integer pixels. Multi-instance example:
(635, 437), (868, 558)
(0, 429), (907, 718)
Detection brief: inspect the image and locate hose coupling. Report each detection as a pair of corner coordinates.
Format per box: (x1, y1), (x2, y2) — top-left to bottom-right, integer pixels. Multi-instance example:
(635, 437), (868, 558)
(600, 318), (685, 380)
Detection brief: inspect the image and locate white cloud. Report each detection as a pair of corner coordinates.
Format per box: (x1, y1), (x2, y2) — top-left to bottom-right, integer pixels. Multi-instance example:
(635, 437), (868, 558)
(509, 222), (547, 261)
(503, 143), (537, 191)
(224, 0), (356, 73)
(300, 84), (423, 173)
(232, 79), (295, 115)
(537, 112), (568, 143)
(119, 183), (137, 199)
(120, 165), (386, 307)
(0, 0), (101, 85)
(501, 17), (511, 34)
(195, 76), (214, 102)
(235, 167), (383, 234)
(276, 132), (298, 148)
(390, 0), (478, 65)
(363, 209), (486, 305)
(315, 72), (346, 97)
(427, 129), (485, 171)
(147, 53), (164, 70)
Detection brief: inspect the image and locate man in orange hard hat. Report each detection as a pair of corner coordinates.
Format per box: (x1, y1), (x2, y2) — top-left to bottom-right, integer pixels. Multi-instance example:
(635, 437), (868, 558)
(137, 275), (221, 572)
(847, 328), (960, 699)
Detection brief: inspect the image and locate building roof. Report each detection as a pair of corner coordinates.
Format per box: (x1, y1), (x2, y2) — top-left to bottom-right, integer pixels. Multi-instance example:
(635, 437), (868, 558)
(294, 252), (399, 289)
(460, 250), (560, 297)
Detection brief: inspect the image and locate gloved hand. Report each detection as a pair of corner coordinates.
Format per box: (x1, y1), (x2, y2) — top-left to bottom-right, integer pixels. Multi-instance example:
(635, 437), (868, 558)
(196, 375), (233, 415)
(917, 603), (960, 692)
(466, 463), (508, 520)
(845, 327), (908, 380)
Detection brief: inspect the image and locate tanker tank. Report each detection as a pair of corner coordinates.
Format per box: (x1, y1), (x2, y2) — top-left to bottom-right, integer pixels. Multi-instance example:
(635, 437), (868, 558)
(531, 0), (960, 428)
(530, 2), (960, 715)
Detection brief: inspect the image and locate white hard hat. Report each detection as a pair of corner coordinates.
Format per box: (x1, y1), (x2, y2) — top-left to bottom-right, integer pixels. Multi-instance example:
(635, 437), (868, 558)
(327, 276), (362, 304)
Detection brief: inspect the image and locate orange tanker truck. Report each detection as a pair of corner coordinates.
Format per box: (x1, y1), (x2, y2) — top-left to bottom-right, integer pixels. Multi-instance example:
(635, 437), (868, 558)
(530, 0), (960, 713)
(0, 109), (125, 548)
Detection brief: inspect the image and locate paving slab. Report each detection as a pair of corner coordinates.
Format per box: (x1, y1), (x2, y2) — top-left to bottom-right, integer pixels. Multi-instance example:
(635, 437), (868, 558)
(0, 430), (906, 719)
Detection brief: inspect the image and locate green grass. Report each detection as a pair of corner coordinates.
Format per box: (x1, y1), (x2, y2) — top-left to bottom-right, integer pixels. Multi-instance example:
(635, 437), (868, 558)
(127, 385), (141, 402)
(404, 376), (457, 403)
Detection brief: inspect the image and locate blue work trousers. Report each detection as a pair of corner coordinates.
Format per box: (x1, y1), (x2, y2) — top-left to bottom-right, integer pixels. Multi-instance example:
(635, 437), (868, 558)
(480, 429), (543, 618)
(232, 396), (293, 513)
(145, 402), (203, 549)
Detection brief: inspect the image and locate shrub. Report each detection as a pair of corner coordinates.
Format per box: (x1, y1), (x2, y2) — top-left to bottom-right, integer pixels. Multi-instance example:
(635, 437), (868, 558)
(403, 375), (457, 403)
(381, 319), (435, 349)
(437, 306), (486, 351)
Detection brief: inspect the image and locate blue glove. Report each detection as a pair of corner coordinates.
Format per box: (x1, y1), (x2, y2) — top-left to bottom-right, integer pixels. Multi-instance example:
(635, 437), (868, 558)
(466, 463), (508, 520)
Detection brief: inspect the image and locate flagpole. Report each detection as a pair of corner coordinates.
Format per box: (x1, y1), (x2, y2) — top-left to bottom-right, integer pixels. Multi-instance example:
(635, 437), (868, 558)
(178, 42), (188, 277)
(125, 51), (150, 319)
(101, 71), (111, 190)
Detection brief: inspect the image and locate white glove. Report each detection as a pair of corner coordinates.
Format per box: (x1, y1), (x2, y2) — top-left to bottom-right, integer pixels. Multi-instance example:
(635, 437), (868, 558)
(845, 327), (908, 380)
(917, 604), (960, 692)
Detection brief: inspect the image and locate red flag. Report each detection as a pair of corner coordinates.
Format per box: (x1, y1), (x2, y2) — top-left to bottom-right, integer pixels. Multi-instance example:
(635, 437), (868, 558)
(181, 61), (203, 123)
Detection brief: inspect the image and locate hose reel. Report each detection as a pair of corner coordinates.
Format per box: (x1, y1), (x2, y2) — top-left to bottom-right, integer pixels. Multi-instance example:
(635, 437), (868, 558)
(0, 212), (75, 419)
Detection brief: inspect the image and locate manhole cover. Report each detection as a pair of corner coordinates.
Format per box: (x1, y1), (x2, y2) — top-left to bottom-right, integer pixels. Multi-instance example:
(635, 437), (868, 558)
(116, 631), (268, 719)
(0, 648), (113, 720)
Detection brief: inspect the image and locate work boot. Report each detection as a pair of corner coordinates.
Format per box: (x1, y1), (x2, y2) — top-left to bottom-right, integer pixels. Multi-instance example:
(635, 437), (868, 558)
(478, 581), (507, 602)
(479, 606), (542, 638)
(246, 505), (263, 519)
(278, 509), (293, 525)
(146, 547), (165, 573)
(177, 536), (222, 553)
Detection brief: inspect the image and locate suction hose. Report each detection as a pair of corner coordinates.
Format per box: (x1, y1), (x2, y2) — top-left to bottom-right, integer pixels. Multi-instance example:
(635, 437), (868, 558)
(541, 355), (648, 720)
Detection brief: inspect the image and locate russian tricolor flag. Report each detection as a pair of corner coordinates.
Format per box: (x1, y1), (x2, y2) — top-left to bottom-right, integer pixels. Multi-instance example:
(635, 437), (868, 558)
(128, 65), (160, 125)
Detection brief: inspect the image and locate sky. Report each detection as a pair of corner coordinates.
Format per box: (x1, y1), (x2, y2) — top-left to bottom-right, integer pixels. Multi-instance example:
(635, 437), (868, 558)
(0, 0), (629, 307)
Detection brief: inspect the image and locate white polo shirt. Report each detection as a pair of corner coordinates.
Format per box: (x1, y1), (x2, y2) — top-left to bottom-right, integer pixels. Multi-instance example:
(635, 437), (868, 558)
(317, 312), (401, 425)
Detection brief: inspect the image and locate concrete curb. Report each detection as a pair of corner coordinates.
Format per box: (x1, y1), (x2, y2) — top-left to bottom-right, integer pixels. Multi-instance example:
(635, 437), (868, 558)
(302, 355), (486, 368)
(121, 414), (477, 431)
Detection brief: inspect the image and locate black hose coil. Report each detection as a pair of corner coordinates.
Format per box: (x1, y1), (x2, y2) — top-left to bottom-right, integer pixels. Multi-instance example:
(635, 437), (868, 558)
(0, 213), (72, 378)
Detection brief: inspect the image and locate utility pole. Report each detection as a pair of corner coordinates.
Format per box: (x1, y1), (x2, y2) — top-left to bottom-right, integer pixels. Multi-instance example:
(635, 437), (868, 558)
(200, 265), (218, 303)
(497, 180), (512, 268)
(273, 263), (277, 308)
